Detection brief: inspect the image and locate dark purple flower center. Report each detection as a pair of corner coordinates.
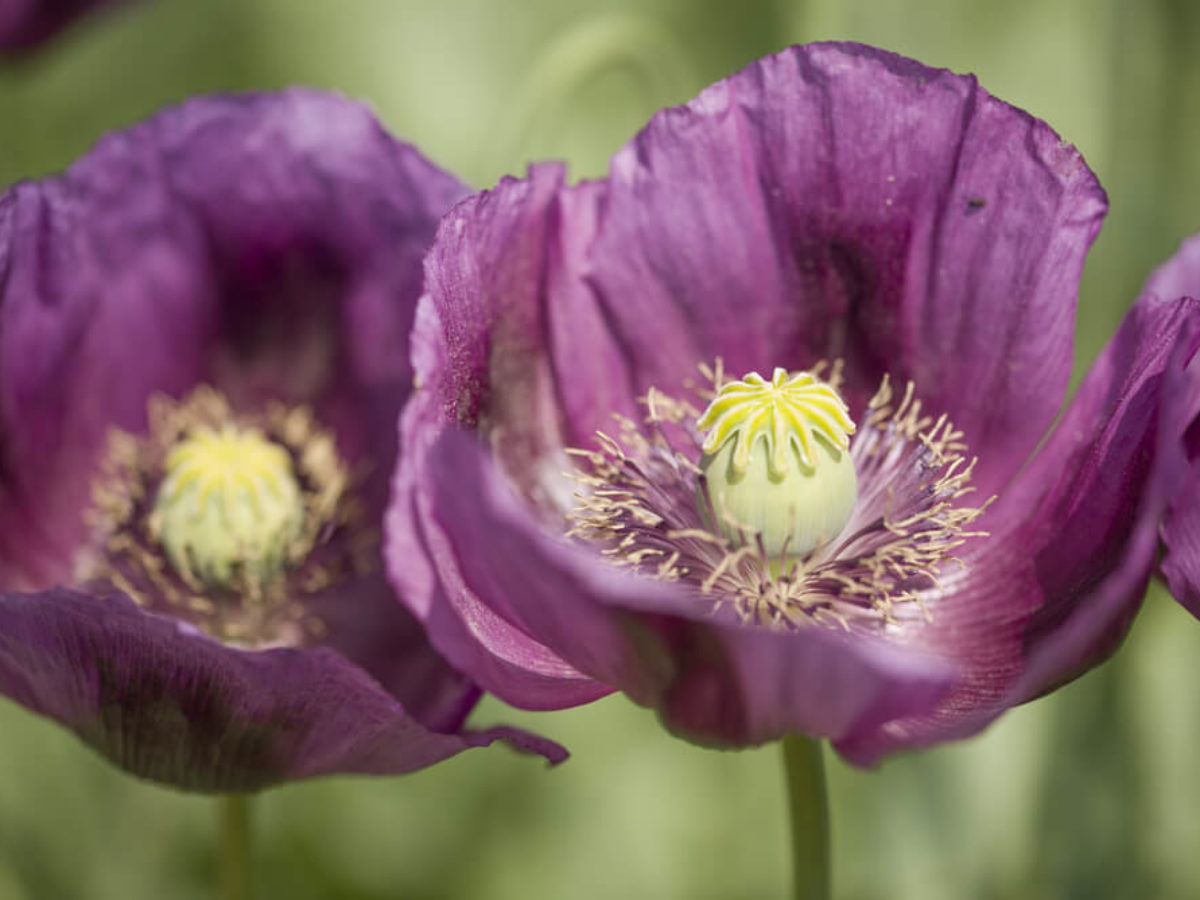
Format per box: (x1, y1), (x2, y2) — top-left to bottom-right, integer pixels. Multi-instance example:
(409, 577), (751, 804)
(566, 362), (990, 635)
(78, 387), (376, 647)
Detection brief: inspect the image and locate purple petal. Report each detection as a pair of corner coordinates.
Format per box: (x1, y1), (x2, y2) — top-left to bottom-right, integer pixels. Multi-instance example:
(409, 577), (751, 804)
(387, 42), (1147, 763)
(836, 295), (1200, 764)
(409, 46), (1106, 499)
(304, 573), (481, 733)
(588, 42), (1106, 498)
(388, 397), (614, 710)
(386, 169), (619, 710)
(652, 620), (956, 748)
(0, 92), (563, 788)
(1161, 469), (1200, 619)
(1143, 232), (1200, 304)
(0, 0), (129, 51)
(0, 585), (565, 792)
(1141, 233), (1200, 617)
(413, 163), (632, 491)
(0, 90), (467, 590)
(423, 428), (959, 746)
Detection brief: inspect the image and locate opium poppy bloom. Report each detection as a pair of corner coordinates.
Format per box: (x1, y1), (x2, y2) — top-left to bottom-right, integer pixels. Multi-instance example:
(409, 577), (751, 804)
(0, 90), (562, 793)
(386, 43), (1200, 765)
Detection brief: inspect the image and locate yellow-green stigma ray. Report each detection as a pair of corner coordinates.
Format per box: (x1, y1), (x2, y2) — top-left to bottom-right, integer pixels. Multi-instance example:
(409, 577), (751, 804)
(696, 368), (858, 563)
(150, 425), (305, 590)
(697, 368), (855, 476)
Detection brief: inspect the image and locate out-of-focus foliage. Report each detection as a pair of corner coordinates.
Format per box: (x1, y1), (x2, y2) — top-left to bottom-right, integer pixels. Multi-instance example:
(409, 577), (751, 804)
(1, 1), (1198, 898)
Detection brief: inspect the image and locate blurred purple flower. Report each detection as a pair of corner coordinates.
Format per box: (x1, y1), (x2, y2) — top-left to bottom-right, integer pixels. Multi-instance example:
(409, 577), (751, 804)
(385, 43), (1200, 765)
(0, 0), (131, 52)
(0, 90), (563, 792)
(1142, 233), (1200, 618)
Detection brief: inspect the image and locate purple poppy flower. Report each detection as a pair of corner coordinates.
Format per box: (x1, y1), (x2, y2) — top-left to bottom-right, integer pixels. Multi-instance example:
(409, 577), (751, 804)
(0, 89), (564, 793)
(385, 42), (1200, 766)
(1144, 233), (1200, 617)
(0, 0), (130, 52)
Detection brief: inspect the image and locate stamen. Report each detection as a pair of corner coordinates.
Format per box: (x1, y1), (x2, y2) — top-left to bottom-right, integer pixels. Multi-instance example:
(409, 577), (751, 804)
(564, 362), (992, 637)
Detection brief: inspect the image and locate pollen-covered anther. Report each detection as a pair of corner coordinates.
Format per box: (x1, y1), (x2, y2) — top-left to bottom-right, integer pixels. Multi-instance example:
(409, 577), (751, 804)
(150, 425), (305, 590)
(695, 367), (858, 563)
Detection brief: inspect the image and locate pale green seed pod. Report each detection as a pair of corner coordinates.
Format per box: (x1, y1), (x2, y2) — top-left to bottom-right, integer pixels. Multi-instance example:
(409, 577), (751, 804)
(150, 425), (305, 589)
(697, 368), (858, 566)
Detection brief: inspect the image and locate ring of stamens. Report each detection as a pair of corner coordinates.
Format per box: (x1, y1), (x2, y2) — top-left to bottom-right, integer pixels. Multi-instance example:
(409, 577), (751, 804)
(565, 361), (992, 633)
(80, 387), (377, 647)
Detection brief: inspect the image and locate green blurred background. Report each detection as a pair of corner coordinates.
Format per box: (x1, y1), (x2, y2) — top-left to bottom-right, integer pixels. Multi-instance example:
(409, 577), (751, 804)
(2, 1), (1200, 897)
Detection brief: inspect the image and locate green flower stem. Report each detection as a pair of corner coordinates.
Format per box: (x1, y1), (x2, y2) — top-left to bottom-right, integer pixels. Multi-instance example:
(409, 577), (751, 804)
(218, 794), (251, 900)
(781, 734), (831, 900)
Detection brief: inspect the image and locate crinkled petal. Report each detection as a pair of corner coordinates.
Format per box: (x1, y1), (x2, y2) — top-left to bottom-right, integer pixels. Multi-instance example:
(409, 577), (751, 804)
(1161, 473), (1200, 618)
(388, 379), (612, 710)
(1141, 233), (1200, 617)
(835, 295), (1200, 764)
(412, 163), (630, 494)
(386, 169), (618, 710)
(1153, 365), (1200, 620)
(406, 46), (1106, 502)
(424, 428), (959, 746)
(0, 586), (564, 792)
(0, 90), (467, 590)
(589, 42), (1106, 498)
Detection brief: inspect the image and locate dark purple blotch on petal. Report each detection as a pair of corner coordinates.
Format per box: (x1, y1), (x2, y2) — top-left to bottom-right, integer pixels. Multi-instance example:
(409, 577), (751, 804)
(0, 586), (564, 792)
